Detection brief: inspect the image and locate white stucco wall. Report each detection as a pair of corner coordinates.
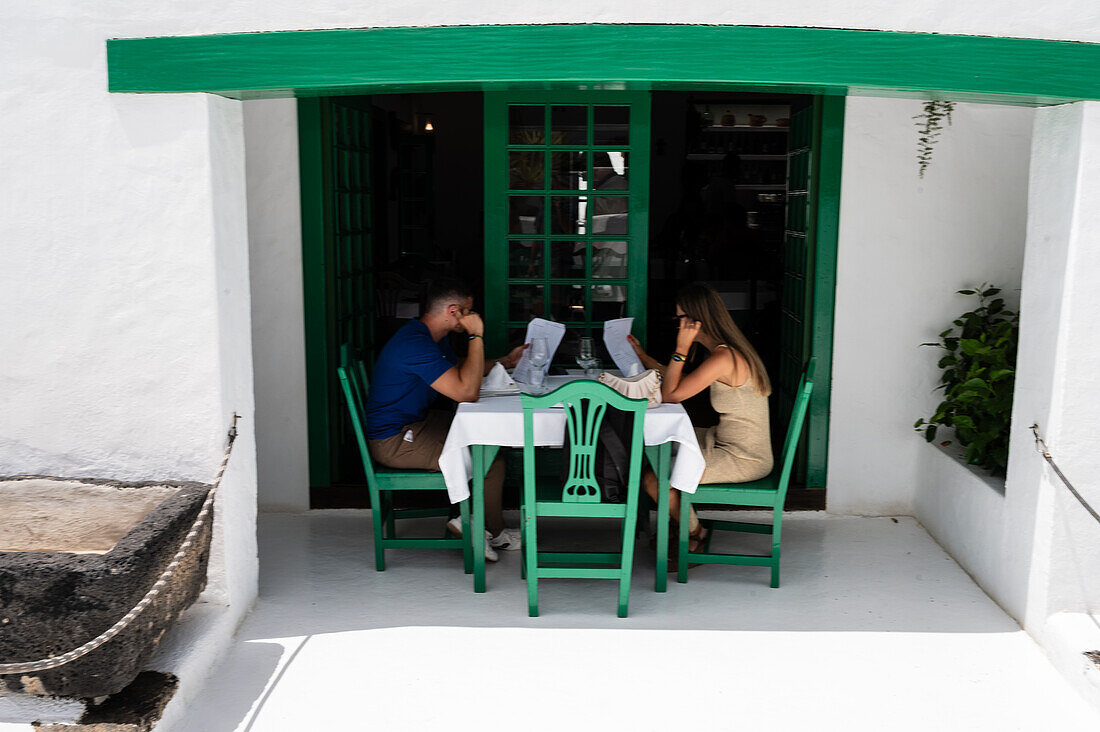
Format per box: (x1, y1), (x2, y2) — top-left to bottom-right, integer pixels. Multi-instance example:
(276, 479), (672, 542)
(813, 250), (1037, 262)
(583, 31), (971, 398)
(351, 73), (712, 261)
(827, 96), (1033, 515)
(2, 2), (1099, 724)
(243, 99), (310, 512)
(1014, 102), (1100, 624)
(0, 6), (259, 725)
(908, 104), (1100, 636)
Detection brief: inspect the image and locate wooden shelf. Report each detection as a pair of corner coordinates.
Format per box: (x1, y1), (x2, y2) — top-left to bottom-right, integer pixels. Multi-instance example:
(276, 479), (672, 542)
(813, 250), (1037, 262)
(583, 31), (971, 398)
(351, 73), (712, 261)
(686, 153), (787, 161)
(702, 125), (789, 132)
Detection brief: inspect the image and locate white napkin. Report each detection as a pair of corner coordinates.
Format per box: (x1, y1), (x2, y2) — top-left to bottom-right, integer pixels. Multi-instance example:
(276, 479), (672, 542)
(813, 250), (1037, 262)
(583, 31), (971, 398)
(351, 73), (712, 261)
(482, 362), (517, 391)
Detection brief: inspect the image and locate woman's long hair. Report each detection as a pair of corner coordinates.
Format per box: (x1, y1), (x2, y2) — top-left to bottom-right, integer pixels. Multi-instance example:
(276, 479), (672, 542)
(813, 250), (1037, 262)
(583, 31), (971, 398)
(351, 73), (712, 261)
(676, 282), (772, 396)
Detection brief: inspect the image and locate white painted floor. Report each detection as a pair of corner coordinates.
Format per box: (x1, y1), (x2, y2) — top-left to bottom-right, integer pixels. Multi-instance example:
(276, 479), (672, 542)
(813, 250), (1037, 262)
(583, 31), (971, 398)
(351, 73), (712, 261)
(179, 510), (1100, 732)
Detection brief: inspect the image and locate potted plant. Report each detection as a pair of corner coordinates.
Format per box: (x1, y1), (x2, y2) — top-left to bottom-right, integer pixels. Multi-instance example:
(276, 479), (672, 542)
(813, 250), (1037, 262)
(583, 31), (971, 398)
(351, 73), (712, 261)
(914, 285), (1018, 476)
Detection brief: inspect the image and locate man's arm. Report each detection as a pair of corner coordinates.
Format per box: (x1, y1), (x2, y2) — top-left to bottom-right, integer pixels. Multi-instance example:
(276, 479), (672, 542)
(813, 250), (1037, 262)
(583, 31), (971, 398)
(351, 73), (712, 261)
(429, 313), (485, 403)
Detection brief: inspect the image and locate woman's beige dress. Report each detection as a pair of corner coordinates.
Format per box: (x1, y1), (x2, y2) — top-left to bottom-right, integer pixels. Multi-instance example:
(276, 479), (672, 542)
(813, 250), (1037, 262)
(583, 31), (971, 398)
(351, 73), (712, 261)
(693, 373), (773, 484)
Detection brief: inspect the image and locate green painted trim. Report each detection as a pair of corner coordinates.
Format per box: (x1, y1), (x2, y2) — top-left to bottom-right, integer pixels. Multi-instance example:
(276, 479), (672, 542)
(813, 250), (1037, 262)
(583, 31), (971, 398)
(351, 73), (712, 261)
(805, 96), (845, 489)
(483, 93), (508, 356)
(628, 96), (651, 343)
(298, 98), (333, 489)
(107, 25), (1100, 103)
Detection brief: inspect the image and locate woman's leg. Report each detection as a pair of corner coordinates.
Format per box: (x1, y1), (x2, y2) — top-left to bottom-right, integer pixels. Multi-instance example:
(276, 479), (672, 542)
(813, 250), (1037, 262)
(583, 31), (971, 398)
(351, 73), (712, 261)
(643, 467), (700, 536)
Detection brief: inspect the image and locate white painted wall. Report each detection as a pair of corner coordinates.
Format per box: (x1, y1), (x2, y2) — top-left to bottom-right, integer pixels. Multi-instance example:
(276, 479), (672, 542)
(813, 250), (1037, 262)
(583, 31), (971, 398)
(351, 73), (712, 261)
(1, 1), (1097, 722)
(243, 99), (310, 512)
(1014, 102), (1100, 624)
(0, 6), (258, 725)
(56, 1), (1100, 43)
(828, 96), (1033, 515)
(909, 102), (1100, 712)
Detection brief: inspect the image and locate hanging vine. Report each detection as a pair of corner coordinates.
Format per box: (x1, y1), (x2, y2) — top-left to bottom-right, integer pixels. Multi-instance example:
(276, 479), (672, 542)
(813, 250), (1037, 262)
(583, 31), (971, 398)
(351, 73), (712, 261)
(914, 100), (955, 178)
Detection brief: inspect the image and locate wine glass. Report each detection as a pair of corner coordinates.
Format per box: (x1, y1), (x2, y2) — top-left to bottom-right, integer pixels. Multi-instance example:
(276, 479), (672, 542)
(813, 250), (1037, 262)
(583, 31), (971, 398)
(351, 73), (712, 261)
(575, 336), (599, 377)
(528, 337), (549, 390)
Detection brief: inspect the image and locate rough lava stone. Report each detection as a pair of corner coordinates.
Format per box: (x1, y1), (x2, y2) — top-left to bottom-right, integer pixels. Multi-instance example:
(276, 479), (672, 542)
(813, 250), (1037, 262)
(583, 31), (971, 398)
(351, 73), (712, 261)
(0, 481), (212, 699)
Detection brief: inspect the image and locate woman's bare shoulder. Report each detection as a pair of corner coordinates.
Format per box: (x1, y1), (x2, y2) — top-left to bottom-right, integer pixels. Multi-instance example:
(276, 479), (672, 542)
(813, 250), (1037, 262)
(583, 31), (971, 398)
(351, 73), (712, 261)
(710, 344), (742, 385)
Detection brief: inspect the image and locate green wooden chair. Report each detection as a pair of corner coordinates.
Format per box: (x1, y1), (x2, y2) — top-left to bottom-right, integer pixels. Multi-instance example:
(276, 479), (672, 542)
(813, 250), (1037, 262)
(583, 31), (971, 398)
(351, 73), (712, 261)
(676, 358), (815, 587)
(520, 380), (648, 618)
(337, 344), (472, 573)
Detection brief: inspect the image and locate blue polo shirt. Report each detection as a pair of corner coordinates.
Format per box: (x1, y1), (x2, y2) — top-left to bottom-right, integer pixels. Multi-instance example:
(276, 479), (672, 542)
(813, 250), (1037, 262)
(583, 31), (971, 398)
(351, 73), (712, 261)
(363, 319), (458, 439)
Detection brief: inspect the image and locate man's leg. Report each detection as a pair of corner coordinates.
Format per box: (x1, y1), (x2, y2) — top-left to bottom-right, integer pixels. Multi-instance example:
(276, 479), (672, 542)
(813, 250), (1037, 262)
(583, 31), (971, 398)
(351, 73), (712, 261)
(484, 455), (505, 537)
(367, 412), (448, 472)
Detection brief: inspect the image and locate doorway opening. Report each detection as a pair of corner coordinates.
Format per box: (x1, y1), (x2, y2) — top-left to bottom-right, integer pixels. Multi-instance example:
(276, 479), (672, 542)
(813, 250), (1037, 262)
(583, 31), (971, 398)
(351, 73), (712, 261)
(302, 89), (832, 508)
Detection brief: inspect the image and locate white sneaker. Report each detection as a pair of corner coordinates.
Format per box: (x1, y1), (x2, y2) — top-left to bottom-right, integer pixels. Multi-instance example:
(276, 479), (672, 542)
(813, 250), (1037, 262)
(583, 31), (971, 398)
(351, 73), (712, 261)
(483, 534), (499, 563)
(446, 518), (498, 562)
(446, 517), (463, 537)
(489, 527), (522, 551)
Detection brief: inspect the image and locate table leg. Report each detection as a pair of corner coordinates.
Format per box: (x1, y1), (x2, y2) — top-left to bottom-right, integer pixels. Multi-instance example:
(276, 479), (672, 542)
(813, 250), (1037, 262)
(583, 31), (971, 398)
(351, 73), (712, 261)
(644, 443), (672, 593)
(655, 442), (671, 592)
(472, 445), (486, 593)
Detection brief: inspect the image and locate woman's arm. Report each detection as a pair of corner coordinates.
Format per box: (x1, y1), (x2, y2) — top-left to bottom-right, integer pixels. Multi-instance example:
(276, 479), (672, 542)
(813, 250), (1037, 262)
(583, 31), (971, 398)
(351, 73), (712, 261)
(661, 347), (734, 403)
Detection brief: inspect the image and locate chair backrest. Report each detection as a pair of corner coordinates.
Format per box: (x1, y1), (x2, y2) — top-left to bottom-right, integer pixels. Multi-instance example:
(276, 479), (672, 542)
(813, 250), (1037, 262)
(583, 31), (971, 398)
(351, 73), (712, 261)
(337, 343), (379, 486)
(521, 380), (647, 503)
(774, 358), (816, 494)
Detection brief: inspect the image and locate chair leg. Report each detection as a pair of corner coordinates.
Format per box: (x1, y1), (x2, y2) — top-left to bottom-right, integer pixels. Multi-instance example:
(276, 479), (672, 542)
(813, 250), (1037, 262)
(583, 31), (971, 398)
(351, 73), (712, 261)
(618, 496), (640, 618)
(460, 498), (473, 575)
(519, 506), (527, 579)
(524, 510), (539, 617)
(383, 492), (396, 540)
(369, 488), (386, 572)
(770, 506), (782, 588)
(677, 496), (692, 584)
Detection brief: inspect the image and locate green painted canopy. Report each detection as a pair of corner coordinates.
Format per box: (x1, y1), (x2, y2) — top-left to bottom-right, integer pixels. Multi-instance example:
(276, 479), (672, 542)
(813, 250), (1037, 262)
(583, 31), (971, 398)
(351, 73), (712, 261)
(107, 24), (1100, 105)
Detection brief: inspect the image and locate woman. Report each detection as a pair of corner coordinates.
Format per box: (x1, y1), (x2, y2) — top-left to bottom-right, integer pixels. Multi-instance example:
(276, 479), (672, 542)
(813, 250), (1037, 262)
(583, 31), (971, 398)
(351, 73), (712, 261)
(629, 282), (773, 551)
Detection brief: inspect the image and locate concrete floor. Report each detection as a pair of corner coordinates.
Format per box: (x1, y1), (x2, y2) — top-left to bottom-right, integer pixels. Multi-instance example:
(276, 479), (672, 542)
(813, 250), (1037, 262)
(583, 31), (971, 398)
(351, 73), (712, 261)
(179, 510), (1099, 732)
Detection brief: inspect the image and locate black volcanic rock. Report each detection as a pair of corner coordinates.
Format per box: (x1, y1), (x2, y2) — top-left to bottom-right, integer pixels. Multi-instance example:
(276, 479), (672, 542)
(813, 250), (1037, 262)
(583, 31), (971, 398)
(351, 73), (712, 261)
(0, 481), (211, 698)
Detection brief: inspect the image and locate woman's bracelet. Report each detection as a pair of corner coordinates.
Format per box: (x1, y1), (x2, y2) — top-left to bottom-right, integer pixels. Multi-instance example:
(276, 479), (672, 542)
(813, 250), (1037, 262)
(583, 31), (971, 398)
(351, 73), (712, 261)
(670, 352), (687, 363)
(468, 333), (483, 341)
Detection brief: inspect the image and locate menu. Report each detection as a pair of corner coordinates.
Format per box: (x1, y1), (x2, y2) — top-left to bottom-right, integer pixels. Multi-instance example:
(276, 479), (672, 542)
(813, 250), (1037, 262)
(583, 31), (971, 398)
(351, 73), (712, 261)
(602, 318), (644, 376)
(512, 318), (566, 384)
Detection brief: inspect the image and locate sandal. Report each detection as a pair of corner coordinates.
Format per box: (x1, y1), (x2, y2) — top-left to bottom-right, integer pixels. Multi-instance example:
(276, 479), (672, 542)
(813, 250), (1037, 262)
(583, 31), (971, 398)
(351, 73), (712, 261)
(688, 524), (709, 554)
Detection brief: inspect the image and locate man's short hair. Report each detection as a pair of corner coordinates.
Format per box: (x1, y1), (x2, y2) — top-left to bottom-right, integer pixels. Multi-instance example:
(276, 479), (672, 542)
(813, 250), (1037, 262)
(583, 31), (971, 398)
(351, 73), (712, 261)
(425, 278), (473, 314)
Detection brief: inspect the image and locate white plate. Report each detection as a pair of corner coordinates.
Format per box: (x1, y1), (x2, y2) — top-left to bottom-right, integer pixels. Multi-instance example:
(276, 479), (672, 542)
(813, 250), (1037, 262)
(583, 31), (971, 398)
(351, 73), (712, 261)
(478, 387), (520, 397)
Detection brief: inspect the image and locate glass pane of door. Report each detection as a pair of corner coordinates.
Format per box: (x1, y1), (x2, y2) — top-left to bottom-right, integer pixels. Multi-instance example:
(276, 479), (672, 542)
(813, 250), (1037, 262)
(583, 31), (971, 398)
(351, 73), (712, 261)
(485, 92), (650, 364)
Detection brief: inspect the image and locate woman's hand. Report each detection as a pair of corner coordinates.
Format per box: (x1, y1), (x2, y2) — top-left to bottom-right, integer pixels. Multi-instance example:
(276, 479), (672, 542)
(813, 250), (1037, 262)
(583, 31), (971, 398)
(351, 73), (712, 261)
(675, 318), (702, 352)
(628, 334), (664, 373)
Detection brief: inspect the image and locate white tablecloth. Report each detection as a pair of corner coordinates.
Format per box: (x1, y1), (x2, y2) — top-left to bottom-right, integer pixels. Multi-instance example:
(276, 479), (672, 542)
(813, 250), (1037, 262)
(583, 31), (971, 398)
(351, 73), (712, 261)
(438, 376), (706, 503)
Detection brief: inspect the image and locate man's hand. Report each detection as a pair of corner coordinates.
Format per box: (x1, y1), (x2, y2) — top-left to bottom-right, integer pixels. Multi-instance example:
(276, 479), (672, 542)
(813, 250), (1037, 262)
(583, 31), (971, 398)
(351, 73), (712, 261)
(458, 310), (485, 337)
(499, 343), (529, 369)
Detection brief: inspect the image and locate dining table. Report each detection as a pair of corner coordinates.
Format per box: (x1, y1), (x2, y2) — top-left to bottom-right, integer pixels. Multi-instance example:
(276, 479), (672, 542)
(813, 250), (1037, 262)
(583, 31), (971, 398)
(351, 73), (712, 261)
(437, 374), (706, 593)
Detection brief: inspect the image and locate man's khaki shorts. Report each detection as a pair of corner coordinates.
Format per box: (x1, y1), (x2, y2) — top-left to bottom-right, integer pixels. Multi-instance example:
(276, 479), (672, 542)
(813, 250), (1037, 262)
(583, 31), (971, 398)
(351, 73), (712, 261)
(367, 409), (453, 471)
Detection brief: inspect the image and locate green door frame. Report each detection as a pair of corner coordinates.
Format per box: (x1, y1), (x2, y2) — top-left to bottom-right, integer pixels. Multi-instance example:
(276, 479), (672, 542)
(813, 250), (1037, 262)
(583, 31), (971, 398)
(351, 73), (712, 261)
(106, 24), (1100, 492)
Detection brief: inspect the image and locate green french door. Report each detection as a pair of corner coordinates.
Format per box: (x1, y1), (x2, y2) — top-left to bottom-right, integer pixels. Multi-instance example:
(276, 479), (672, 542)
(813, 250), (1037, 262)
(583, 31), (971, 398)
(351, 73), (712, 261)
(779, 97), (844, 488)
(300, 97), (379, 488)
(483, 92), (651, 359)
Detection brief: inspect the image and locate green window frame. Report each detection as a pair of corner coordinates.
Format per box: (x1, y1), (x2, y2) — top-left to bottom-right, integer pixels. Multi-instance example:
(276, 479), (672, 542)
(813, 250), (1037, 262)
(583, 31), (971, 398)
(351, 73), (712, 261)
(483, 91), (651, 358)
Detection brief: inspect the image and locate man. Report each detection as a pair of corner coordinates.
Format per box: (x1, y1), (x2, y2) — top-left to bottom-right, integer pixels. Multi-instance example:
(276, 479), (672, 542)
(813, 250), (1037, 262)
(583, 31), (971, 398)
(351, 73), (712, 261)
(363, 279), (526, 561)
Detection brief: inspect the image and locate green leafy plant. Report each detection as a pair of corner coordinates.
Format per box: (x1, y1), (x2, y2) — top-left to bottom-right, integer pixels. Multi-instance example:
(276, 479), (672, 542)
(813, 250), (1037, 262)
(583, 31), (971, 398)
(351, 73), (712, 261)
(914, 285), (1018, 476)
(914, 100), (955, 178)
